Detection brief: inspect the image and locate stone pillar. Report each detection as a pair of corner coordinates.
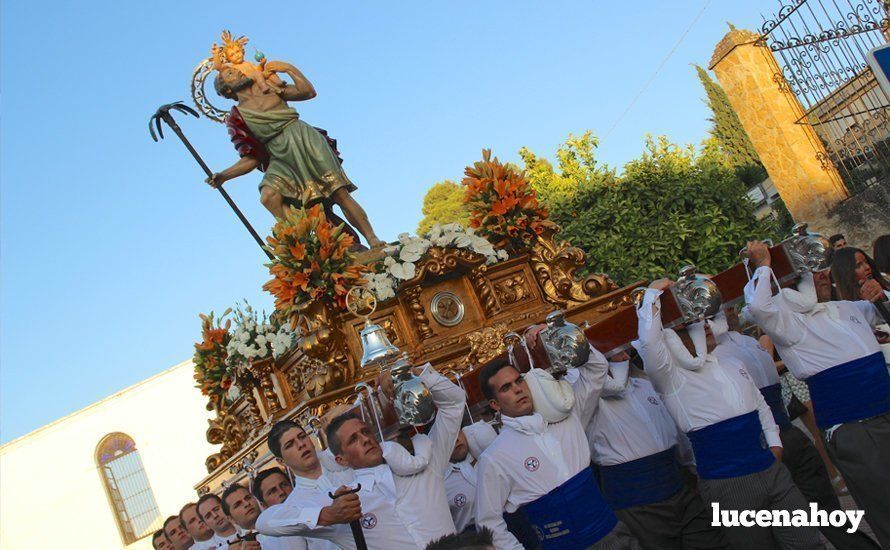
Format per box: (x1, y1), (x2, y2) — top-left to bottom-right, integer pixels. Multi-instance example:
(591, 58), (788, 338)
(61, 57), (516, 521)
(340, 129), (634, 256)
(709, 27), (847, 235)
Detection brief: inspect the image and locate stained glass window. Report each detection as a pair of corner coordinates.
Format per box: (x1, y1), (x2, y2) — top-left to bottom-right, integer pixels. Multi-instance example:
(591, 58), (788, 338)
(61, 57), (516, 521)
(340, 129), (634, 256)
(95, 433), (163, 544)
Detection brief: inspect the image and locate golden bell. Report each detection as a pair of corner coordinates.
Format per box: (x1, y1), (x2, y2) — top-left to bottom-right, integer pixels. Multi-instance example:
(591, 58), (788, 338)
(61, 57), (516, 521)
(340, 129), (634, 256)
(359, 322), (401, 369)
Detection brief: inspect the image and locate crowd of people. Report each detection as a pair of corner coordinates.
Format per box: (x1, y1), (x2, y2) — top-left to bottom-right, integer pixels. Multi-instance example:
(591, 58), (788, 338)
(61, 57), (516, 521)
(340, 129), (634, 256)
(151, 233), (890, 550)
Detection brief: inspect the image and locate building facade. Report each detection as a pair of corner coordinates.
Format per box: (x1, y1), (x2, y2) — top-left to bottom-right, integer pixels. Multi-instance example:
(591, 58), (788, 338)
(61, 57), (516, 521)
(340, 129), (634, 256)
(0, 361), (217, 549)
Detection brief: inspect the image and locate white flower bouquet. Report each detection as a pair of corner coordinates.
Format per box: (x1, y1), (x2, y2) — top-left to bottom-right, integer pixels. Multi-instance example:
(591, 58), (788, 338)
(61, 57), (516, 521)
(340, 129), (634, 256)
(225, 301), (297, 368)
(366, 223), (509, 302)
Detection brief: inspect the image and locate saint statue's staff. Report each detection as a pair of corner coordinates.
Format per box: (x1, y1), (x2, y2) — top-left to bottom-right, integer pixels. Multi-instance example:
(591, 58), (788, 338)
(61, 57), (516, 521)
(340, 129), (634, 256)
(149, 101), (274, 260)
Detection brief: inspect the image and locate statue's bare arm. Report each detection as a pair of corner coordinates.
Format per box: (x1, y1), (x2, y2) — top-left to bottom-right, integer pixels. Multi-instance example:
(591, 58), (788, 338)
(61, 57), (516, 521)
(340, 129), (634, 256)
(265, 61), (317, 101)
(206, 156), (260, 188)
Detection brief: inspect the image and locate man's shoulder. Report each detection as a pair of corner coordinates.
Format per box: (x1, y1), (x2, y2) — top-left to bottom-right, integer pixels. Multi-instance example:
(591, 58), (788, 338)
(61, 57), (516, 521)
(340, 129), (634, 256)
(478, 430), (517, 462)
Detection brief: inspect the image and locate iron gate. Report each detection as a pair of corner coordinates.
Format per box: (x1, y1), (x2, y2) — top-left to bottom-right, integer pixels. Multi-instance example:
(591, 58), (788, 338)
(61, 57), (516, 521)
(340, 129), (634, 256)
(758, 0), (890, 196)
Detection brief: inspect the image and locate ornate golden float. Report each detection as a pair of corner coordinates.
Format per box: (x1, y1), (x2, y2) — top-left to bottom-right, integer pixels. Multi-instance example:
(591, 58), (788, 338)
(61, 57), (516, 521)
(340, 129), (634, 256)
(195, 223), (642, 495)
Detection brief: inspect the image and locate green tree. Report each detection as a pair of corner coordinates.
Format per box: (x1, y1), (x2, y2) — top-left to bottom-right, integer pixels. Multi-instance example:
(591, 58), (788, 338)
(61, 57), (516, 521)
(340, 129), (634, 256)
(522, 133), (778, 284)
(695, 64), (767, 185)
(520, 131), (616, 208)
(416, 180), (472, 235)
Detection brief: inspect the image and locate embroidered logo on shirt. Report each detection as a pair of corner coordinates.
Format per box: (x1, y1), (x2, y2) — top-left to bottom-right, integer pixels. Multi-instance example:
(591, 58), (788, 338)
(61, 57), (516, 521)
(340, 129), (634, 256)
(647, 396), (659, 405)
(360, 513), (377, 529)
(739, 368), (750, 379)
(524, 456), (541, 472)
(533, 525), (545, 541)
(850, 316), (862, 325)
(453, 493), (467, 507)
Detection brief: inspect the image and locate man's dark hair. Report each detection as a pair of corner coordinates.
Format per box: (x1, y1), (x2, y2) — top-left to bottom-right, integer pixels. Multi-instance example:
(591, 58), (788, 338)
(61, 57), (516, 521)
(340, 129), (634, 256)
(268, 420), (305, 458)
(251, 467), (290, 506)
(213, 74), (235, 100)
(177, 502), (197, 530)
(220, 483), (248, 516)
(163, 514), (181, 534)
(829, 233), (846, 245)
(196, 493), (222, 518)
(325, 411), (362, 456)
(425, 527), (494, 550)
(213, 72), (254, 100)
(152, 529), (170, 548)
(478, 355), (516, 401)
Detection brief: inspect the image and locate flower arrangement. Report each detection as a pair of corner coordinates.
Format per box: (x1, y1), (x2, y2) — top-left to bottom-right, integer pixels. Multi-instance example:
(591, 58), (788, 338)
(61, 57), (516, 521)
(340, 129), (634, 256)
(365, 223), (509, 302)
(225, 302), (298, 368)
(463, 149), (553, 254)
(263, 205), (370, 317)
(193, 310), (234, 398)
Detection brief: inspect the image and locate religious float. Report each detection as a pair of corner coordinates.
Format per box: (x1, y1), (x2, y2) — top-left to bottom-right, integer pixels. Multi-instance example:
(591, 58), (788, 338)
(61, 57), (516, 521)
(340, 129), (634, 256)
(149, 31), (829, 496)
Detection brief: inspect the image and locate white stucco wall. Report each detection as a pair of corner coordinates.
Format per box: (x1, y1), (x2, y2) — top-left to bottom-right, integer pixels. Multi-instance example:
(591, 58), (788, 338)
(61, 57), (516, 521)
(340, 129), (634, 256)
(0, 361), (217, 550)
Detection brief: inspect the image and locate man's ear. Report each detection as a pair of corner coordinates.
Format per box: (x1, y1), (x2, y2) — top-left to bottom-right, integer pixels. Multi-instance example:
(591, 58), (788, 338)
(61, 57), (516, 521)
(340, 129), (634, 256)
(488, 398), (500, 413)
(334, 453), (348, 467)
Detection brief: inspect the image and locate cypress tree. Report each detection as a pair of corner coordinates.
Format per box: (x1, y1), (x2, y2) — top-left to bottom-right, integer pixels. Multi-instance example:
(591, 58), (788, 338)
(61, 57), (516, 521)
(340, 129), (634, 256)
(695, 64), (767, 184)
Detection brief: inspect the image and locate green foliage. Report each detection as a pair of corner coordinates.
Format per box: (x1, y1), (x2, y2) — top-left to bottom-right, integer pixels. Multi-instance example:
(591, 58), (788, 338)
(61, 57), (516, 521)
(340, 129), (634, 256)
(522, 133), (778, 285)
(695, 65), (767, 183)
(416, 180), (472, 235)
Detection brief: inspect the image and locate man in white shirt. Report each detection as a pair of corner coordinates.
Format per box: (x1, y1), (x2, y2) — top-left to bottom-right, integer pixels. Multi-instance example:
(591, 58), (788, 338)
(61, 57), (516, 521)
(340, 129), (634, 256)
(252, 467), (294, 508)
(163, 514), (196, 550)
(197, 493), (241, 548)
(474, 351), (640, 549)
(256, 420), (359, 549)
(322, 364), (466, 549)
(636, 279), (823, 549)
(444, 428), (478, 534)
(581, 352), (729, 549)
(260, 365), (466, 549)
(713, 308), (880, 549)
(179, 502), (217, 550)
(744, 240), (890, 546)
(222, 482), (307, 550)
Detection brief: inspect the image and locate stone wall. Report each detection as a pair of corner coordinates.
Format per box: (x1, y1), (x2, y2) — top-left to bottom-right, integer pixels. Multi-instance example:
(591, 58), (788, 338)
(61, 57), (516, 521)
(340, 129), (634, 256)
(709, 27), (859, 237)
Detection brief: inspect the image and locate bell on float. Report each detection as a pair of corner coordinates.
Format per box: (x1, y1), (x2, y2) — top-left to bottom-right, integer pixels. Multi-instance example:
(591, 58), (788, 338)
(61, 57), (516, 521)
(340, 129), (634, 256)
(359, 322), (401, 369)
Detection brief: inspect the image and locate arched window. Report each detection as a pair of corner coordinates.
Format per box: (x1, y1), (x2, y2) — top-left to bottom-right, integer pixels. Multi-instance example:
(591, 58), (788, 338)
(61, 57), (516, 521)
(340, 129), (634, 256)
(95, 433), (163, 544)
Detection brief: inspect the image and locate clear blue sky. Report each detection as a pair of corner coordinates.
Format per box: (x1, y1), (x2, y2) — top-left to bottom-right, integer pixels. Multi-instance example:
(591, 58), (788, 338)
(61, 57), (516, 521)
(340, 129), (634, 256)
(1, 0), (780, 442)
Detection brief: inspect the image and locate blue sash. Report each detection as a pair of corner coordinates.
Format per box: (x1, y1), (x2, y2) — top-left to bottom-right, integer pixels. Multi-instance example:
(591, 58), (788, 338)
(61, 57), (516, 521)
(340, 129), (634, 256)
(687, 410), (775, 480)
(521, 468), (617, 549)
(760, 383), (791, 429)
(805, 351), (890, 429)
(599, 447), (683, 510)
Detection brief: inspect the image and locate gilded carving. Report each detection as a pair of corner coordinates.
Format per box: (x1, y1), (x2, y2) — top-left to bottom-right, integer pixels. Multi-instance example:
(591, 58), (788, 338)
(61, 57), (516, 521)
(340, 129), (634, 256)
(293, 302), (352, 394)
(470, 265), (497, 317)
(400, 285), (435, 340)
(401, 247), (487, 285)
(463, 323), (510, 368)
(251, 358), (283, 415)
(493, 274), (530, 307)
(594, 291), (640, 314)
(530, 226), (617, 308)
(204, 411), (246, 473)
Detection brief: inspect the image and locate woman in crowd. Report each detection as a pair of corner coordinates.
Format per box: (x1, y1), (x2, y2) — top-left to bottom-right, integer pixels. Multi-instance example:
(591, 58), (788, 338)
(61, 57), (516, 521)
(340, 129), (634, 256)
(831, 246), (890, 302)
